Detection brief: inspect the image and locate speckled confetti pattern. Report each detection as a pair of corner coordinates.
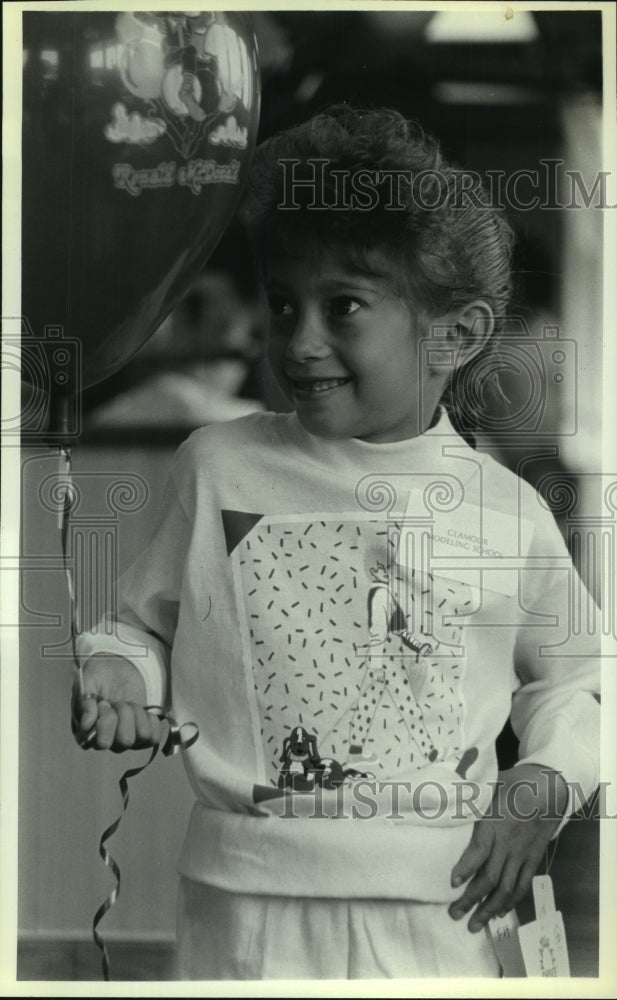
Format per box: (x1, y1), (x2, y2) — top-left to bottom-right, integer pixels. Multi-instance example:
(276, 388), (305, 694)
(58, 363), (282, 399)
(234, 517), (469, 785)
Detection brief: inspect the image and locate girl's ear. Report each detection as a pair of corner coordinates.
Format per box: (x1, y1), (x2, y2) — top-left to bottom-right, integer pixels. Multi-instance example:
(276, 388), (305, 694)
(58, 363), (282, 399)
(454, 301), (495, 365)
(427, 300), (495, 374)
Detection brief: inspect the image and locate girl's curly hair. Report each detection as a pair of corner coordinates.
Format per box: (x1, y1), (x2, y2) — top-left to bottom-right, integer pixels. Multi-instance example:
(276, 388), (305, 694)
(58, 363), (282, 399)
(241, 106), (515, 442)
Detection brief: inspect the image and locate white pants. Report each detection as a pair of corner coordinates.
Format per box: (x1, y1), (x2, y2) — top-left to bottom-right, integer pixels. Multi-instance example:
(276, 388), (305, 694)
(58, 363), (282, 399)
(176, 879), (501, 980)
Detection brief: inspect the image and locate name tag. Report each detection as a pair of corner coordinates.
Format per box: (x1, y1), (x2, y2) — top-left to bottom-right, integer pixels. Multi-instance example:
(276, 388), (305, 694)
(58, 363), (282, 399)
(518, 875), (571, 977)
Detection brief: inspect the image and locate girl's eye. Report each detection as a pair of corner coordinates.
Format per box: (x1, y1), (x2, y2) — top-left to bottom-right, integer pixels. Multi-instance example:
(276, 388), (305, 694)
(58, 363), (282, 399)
(330, 297), (362, 317)
(267, 294), (294, 317)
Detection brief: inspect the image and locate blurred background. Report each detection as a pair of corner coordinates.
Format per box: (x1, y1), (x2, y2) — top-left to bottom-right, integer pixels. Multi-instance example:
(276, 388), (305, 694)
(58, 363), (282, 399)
(18, 7), (605, 981)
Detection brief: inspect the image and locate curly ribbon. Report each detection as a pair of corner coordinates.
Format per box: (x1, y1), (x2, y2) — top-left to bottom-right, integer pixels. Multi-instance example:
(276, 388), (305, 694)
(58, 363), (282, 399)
(93, 708), (199, 981)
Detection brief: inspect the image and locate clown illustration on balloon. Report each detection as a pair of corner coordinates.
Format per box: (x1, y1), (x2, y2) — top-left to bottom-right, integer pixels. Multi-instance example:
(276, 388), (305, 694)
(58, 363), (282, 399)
(109, 11), (251, 157)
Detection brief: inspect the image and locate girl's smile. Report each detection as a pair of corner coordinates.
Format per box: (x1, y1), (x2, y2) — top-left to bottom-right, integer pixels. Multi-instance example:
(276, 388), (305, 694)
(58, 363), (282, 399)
(266, 248), (448, 443)
(290, 376), (352, 394)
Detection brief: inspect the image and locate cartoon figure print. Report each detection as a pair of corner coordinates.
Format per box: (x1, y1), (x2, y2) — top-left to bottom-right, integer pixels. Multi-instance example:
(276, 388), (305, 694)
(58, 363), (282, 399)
(347, 561), (470, 770)
(278, 725), (321, 790)
(234, 516), (478, 788)
(277, 725), (375, 792)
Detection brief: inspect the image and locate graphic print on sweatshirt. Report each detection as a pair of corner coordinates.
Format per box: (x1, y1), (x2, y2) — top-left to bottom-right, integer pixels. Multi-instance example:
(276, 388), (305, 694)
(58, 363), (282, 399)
(224, 511), (474, 788)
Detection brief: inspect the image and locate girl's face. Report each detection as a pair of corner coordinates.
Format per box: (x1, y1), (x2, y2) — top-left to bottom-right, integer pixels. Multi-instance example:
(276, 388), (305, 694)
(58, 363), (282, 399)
(265, 247), (449, 443)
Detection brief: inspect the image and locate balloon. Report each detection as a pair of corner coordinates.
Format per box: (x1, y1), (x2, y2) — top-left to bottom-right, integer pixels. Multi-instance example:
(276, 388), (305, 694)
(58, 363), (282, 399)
(21, 10), (260, 419)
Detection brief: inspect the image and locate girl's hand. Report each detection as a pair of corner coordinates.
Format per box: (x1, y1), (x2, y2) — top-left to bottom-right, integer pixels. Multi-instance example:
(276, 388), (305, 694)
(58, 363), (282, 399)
(71, 655), (163, 752)
(448, 765), (568, 932)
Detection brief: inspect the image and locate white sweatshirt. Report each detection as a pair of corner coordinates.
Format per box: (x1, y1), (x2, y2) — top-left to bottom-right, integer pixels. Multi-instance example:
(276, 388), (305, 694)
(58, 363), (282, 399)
(77, 408), (600, 902)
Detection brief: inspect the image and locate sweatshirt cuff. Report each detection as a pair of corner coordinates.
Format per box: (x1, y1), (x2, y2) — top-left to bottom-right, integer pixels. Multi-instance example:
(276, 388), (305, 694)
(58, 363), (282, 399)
(515, 741), (599, 836)
(75, 621), (168, 707)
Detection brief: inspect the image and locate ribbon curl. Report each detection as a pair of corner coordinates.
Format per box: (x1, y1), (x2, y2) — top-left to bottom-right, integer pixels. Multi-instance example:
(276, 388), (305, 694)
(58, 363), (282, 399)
(92, 708), (199, 981)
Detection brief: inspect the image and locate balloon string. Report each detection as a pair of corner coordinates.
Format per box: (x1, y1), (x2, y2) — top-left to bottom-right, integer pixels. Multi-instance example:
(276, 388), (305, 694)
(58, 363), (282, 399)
(93, 709), (199, 981)
(58, 446), (83, 692)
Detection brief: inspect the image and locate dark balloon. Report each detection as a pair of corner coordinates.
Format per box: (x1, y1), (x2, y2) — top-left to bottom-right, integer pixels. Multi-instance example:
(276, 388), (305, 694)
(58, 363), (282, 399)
(22, 10), (260, 419)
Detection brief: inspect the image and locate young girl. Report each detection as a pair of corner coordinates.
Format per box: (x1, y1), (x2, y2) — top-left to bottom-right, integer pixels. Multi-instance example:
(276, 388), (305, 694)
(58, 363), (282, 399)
(73, 107), (600, 979)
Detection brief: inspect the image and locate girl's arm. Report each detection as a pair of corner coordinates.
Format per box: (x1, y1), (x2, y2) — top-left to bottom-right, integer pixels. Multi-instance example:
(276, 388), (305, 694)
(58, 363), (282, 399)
(72, 441), (195, 749)
(449, 504), (600, 931)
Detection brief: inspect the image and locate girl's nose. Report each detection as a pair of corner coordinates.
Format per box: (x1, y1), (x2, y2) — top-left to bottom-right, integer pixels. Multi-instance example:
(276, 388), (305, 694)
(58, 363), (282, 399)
(285, 312), (331, 362)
